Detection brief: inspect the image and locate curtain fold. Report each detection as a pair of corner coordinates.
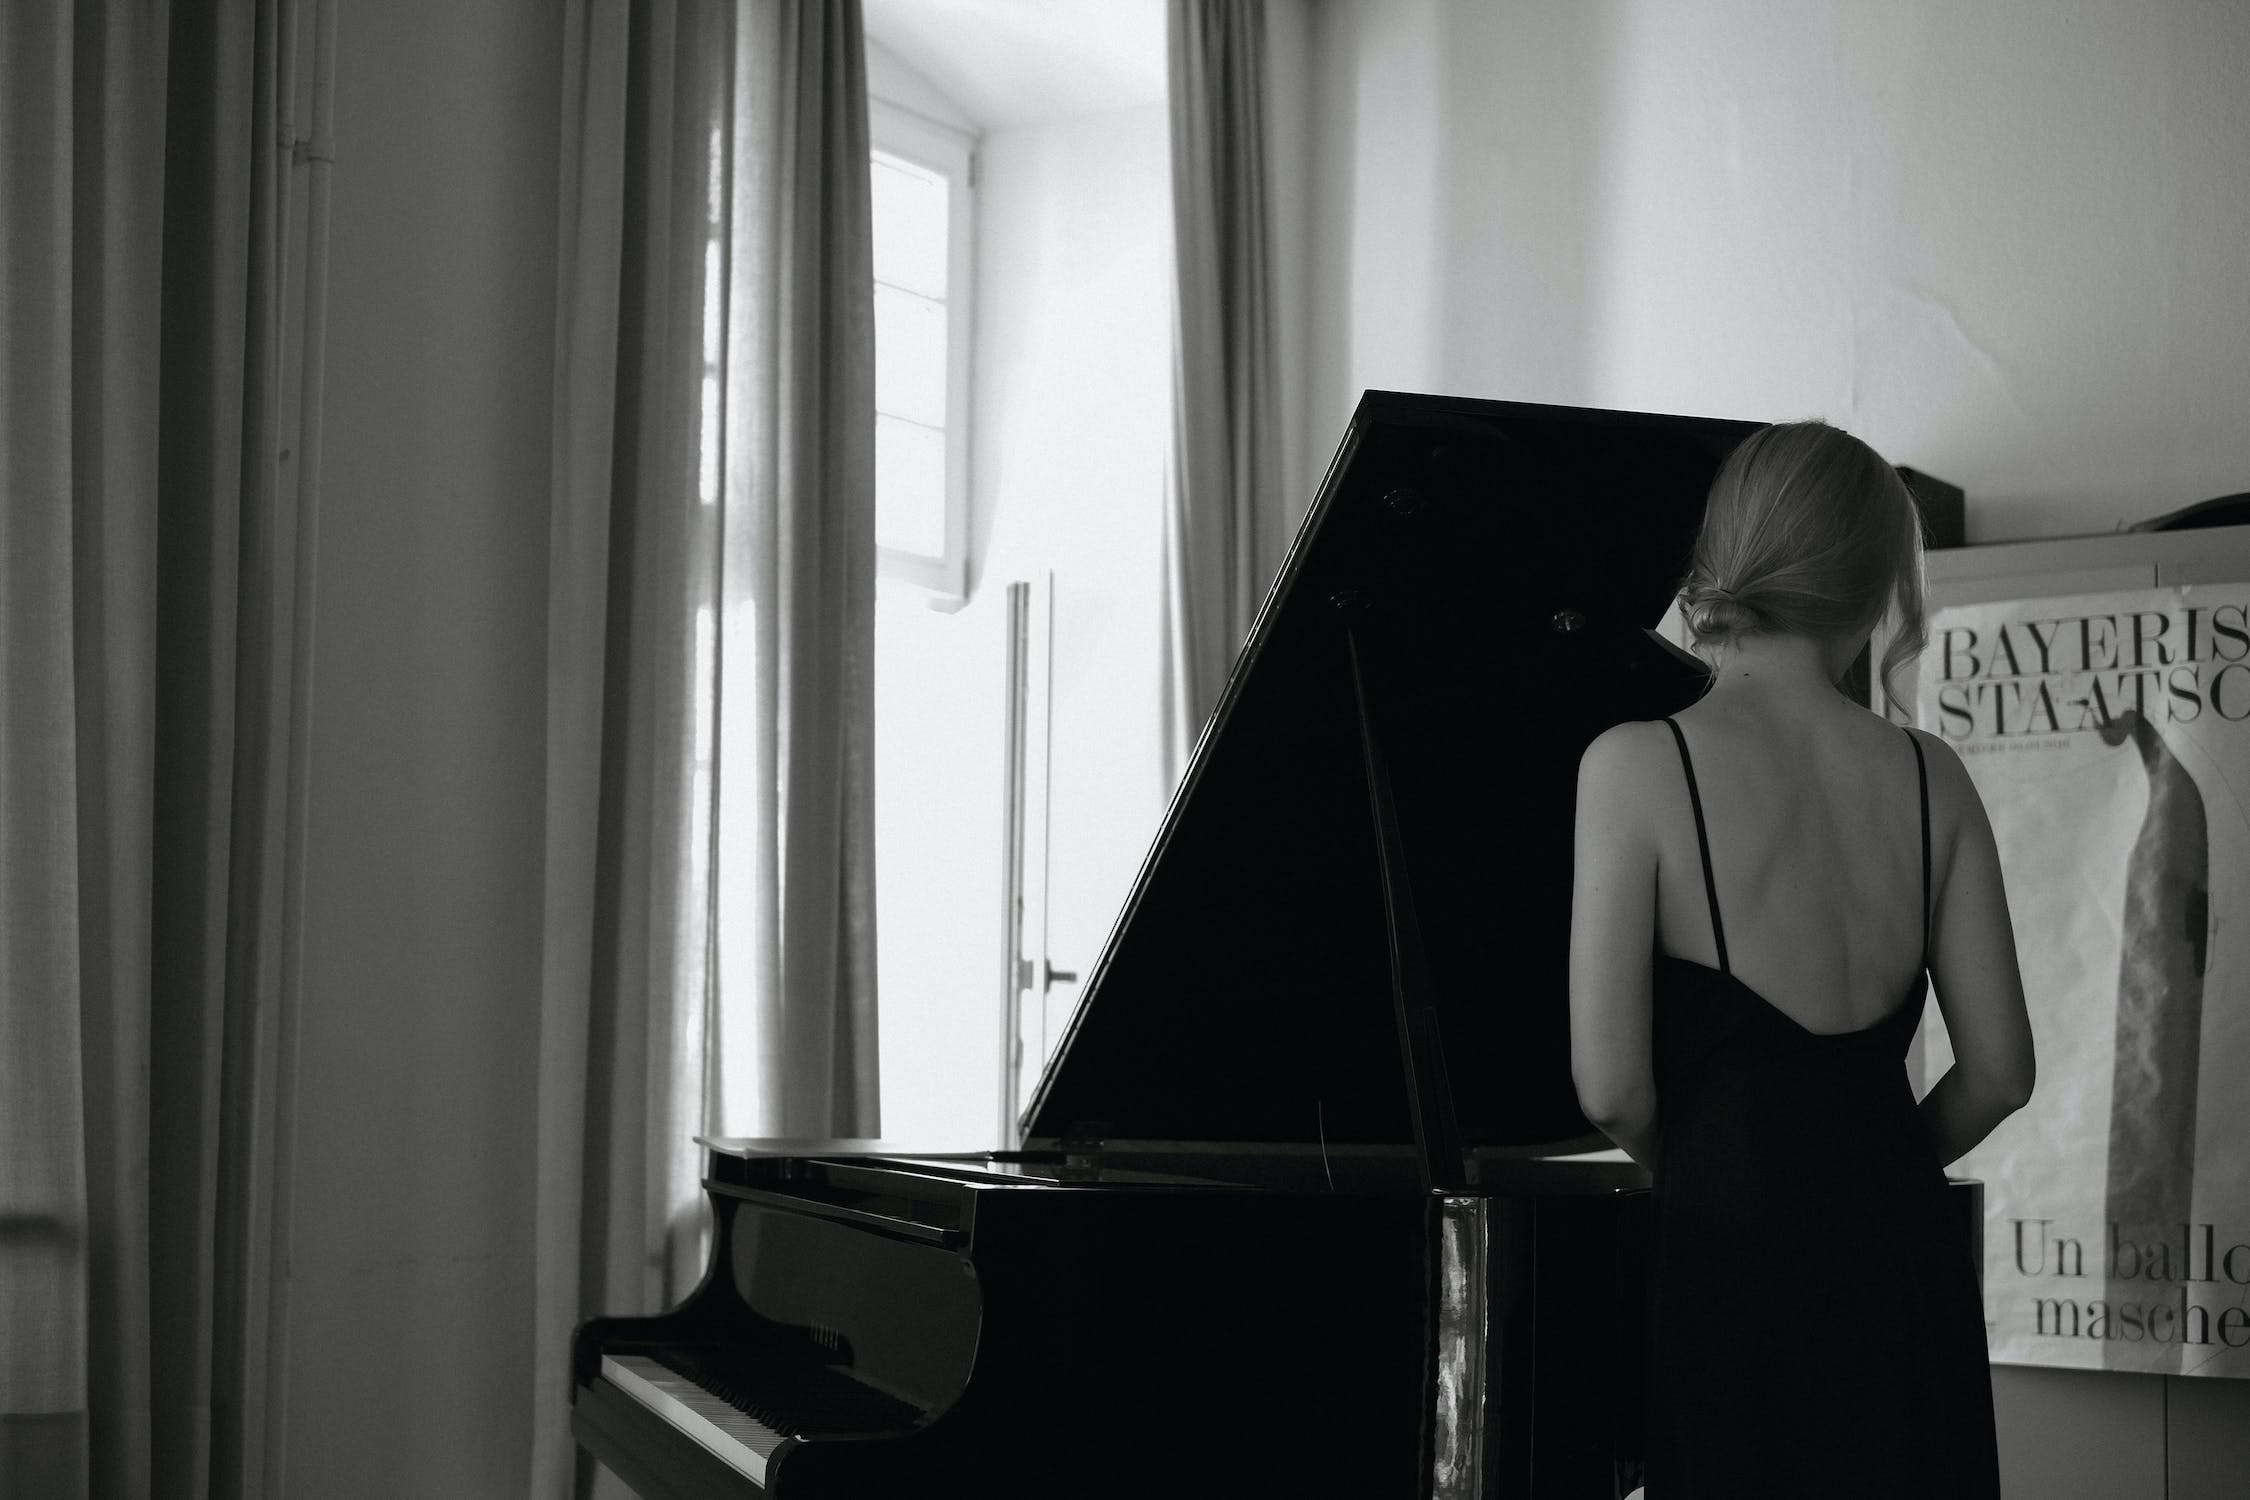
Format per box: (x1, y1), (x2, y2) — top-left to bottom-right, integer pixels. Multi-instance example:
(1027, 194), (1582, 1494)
(534, 2), (876, 1492)
(535, 3), (734, 1493)
(2, 2), (308, 1497)
(716, 0), (880, 1142)
(1163, 0), (1287, 783)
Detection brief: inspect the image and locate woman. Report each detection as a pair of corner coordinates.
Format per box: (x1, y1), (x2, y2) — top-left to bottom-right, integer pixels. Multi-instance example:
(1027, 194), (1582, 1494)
(1568, 421), (2036, 1497)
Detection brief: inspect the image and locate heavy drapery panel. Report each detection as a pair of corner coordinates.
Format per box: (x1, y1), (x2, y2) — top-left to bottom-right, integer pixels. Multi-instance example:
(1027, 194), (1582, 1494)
(535, 3), (734, 1493)
(1162, 0), (1287, 783)
(533, 1), (876, 1492)
(1, 1), (320, 1496)
(712, 0), (880, 1142)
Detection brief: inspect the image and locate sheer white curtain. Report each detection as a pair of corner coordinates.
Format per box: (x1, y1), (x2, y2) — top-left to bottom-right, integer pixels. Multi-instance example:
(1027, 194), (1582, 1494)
(710, 0), (882, 1143)
(1, 2), (321, 1496)
(533, 1), (878, 1492)
(1162, 0), (1292, 780)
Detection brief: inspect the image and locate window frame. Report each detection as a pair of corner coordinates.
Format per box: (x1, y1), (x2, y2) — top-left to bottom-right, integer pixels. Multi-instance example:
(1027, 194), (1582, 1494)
(870, 97), (977, 607)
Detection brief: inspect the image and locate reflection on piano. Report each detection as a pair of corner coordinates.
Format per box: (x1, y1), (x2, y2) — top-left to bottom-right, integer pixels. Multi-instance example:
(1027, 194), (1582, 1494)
(571, 393), (1987, 1497)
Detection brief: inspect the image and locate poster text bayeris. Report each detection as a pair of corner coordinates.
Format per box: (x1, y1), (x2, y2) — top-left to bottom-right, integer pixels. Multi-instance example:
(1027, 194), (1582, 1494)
(1931, 599), (2250, 739)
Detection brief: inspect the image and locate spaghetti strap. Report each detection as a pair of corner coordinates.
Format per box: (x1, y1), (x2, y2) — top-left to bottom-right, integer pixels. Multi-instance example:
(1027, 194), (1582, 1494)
(1907, 727), (1931, 970)
(1662, 717), (1729, 975)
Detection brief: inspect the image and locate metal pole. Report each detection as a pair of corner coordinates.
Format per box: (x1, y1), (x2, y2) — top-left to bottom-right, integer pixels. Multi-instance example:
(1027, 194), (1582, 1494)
(998, 582), (1032, 1148)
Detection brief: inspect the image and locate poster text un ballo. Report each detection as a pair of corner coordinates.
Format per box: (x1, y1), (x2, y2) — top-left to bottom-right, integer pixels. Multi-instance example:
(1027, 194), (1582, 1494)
(1917, 585), (2250, 1377)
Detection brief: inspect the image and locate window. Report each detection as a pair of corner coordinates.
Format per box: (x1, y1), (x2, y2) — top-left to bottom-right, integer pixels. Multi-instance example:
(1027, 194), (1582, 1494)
(870, 100), (975, 605)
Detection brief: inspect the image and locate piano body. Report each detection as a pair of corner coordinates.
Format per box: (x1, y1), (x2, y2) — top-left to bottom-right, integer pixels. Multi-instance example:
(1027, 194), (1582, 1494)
(571, 393), (1986, 1498)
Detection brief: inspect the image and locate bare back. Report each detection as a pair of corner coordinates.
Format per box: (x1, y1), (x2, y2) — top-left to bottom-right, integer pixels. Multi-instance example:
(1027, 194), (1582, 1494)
(1657, 699), (1937, 1034)
(1572, 673), (2032, 1129)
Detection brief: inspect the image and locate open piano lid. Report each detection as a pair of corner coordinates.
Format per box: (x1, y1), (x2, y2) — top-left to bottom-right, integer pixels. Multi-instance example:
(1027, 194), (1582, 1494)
(1023, 394), (1764, 1158)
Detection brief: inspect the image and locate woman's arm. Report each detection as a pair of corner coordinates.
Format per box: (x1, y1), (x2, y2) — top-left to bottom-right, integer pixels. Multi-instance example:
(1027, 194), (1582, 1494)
(1569, 723), (1663, 1172)
(1915, 728), (2037, 1167)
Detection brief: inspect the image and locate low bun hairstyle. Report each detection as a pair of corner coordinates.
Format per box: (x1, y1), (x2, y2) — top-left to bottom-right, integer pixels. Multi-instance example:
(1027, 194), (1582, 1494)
(1681, 582), (1766, 641)
(1679, 420), (1928, 715)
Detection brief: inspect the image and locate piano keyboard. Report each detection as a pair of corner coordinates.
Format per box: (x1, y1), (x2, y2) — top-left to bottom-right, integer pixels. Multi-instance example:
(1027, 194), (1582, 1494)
(601, 1353), (787, 1485)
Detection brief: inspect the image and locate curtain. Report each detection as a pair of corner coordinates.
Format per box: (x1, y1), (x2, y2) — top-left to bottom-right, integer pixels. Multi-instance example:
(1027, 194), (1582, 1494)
(1162, 0), (1288, 782)
(532, 1), (877, 1492)
(713, 0), (881, 1143)
(1, 2), (316, 1497)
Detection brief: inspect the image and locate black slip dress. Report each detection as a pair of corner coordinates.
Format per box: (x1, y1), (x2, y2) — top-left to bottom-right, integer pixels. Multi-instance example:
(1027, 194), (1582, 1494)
(1644, 717), (2002, 1499)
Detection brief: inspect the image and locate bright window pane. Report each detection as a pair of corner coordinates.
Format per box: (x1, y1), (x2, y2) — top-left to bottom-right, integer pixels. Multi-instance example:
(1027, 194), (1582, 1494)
(876, 413), (947, 557)
(875, 283), (947, 430)
(871, 151), (948, 300)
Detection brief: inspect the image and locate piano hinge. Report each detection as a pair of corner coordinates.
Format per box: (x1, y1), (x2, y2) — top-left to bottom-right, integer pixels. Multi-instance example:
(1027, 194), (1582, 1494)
(1060, 1120), (1110, 1171)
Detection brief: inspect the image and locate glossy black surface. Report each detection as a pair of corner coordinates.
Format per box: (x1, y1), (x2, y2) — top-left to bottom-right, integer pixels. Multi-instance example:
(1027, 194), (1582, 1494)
(576, 1156), (1433, 1496)
(1026, 393), (1758, 1152)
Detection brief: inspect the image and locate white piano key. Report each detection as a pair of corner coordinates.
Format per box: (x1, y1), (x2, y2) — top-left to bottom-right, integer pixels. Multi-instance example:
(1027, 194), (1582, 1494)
(602, 1353), (785, 1485)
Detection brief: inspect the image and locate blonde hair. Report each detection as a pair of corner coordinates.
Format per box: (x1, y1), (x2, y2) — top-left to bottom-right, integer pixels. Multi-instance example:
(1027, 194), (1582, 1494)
(1678, 420), (1928, 716)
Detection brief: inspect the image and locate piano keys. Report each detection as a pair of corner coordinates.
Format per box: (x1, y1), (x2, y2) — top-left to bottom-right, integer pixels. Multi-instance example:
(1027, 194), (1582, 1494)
(570, 393), (1988, 1497)
(596, 1356), (787, 1484)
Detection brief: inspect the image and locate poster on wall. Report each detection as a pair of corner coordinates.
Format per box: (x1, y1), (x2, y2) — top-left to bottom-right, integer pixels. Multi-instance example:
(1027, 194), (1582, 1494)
(1917, 584), (2250, 1377)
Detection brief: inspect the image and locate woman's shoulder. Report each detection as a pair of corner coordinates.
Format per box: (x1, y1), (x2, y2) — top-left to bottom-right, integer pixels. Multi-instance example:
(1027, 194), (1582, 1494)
(1898, 720), (1985, 843)
(1898, 719), (1959, 764)
(1872, 714), (1965, 782)
(1573, 721), (1679, 857)
(1818, 710), (1983, 852)
(1579, 717), (1679, 767)
(1575, 719), (1680, 803)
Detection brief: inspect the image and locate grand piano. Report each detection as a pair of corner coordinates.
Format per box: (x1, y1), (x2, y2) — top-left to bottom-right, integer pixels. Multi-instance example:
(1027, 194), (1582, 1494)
(570, 393), (1985, 1497)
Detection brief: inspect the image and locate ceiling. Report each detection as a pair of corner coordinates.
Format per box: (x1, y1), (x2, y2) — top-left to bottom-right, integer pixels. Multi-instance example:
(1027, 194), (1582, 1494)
(861, 0), (1167, 131)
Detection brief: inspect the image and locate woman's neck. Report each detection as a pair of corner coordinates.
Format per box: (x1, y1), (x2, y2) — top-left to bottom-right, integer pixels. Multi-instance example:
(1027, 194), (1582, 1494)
(1702, 632), (1861, 708)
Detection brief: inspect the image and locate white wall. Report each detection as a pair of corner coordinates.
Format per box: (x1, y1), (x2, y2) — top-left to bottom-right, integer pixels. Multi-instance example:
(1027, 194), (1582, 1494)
(279, 1), (558, 1494)
(870, 91), (1173, 1146)
(1308, 0), (2250, 542)
(867, 36), (981, 130)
